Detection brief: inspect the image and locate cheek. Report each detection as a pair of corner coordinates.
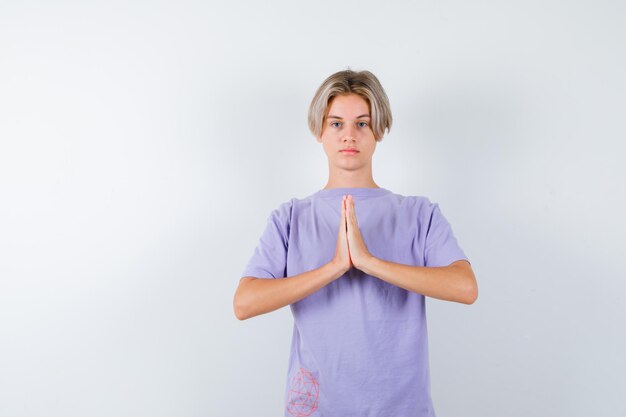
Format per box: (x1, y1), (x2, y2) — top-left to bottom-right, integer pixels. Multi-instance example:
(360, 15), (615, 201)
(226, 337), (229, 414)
(321, 141), (334, 155)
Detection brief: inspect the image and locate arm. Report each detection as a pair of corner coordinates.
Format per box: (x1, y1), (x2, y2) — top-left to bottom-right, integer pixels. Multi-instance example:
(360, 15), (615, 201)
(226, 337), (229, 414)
(359, 258), (478, 305)
(234, 196), (352, 320)
(343, 195), (478, 305)
(233, 261), (345, 321)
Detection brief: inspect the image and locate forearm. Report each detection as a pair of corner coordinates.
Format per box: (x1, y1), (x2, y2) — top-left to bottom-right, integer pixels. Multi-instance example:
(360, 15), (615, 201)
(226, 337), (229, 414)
(234, 261), (345, 320)
(360, 257), (477, 304)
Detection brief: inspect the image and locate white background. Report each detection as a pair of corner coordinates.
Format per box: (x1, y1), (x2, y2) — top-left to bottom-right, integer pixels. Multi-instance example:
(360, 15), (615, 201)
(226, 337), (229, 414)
(1, 1), (625, 416)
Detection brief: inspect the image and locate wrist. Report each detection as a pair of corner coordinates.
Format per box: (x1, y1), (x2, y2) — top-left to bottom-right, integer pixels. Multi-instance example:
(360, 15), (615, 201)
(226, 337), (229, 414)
(356, 254), (377, 274)
(327, 259), (348, 280)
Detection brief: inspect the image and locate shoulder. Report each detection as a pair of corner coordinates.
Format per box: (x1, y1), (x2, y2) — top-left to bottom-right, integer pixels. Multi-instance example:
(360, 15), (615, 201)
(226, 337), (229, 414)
(267, 199), (294, 224)
(272, 189), (324, 215)
(383, 190), (439, 212)
(266, 185), (330, 215)
(267, 193), (313, 225)
(382, 192), (454, 232)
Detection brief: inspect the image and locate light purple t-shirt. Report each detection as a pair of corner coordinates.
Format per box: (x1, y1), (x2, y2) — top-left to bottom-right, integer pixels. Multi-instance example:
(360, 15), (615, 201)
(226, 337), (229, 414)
(241, 187), (469, 417)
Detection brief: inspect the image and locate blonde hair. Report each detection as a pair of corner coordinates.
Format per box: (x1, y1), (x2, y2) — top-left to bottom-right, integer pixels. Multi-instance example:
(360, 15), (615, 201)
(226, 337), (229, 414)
(308, 69), (392, 142)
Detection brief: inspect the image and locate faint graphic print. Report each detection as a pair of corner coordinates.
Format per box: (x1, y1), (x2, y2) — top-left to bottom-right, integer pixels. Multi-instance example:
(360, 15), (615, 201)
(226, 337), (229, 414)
(286, 367), (320, 416)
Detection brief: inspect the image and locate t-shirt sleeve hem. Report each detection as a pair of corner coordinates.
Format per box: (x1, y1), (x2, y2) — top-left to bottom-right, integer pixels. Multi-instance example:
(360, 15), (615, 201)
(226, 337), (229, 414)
(426, 249), (470, 268)
(241, 267), (277, 279)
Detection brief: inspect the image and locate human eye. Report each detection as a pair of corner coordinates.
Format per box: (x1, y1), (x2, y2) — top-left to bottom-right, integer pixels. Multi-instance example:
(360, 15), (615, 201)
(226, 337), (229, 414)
(357, 121), (369, 127)
(330, 121), (341, 128)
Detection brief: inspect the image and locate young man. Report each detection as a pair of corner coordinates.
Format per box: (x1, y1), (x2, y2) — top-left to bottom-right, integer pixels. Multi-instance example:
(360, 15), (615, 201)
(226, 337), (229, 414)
(234, 69), (478, 417)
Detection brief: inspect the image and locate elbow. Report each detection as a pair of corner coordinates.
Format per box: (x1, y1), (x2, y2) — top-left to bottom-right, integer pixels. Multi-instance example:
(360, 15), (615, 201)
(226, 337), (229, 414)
(234, 309), (249, 321)
(233, 286), (251, 321)
(449, 262), (477, 305)
(233, 299), (245, 320)
(461, 281), (478, 305)
(233, 298), (250, 321)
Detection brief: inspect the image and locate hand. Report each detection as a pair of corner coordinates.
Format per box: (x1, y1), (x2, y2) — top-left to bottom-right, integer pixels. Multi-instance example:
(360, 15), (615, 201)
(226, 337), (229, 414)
(331, 195), (353, 276)
(345, 194), (374, 270)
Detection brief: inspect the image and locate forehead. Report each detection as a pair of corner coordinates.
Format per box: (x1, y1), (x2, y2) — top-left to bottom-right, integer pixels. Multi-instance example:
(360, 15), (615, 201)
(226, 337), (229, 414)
(326, 93), (370, 117)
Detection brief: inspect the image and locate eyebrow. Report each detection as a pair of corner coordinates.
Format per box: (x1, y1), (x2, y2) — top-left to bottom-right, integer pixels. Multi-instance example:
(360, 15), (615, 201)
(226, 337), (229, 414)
(327, 114), (370, 119)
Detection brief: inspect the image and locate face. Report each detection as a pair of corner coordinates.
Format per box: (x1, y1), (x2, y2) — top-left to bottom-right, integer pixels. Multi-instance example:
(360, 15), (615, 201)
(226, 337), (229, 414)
(317, 93), (377, 172)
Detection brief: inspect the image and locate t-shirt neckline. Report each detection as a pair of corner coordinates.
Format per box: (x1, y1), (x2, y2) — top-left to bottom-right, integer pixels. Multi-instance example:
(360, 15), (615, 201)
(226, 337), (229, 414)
(314, 187), (392, 199)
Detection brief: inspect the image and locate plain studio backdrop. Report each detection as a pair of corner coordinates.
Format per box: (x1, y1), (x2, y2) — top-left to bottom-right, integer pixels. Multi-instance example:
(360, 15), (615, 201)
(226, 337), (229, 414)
(1, 1), (624, 416)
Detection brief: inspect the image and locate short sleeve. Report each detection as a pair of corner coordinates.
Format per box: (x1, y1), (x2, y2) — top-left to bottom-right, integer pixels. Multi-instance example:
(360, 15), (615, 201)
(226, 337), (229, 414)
(241, 200), (292, 279)
(423, 202), (470, 267)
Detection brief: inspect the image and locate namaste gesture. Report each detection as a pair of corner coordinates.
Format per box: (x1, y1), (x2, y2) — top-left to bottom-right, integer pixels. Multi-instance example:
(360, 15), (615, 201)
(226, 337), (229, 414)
(333, 194), (373, 274)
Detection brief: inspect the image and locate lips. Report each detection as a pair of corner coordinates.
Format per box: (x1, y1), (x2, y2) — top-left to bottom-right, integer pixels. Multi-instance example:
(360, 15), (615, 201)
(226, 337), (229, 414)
(340, 149), (359, 153)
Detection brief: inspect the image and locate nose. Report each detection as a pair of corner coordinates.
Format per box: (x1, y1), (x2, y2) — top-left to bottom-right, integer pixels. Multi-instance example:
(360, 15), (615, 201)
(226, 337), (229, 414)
(342, 125), (357, 142)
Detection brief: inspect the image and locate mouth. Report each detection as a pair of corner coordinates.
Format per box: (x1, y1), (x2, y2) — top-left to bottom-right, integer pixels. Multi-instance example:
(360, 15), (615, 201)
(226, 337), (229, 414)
(340, 149), (359, 154)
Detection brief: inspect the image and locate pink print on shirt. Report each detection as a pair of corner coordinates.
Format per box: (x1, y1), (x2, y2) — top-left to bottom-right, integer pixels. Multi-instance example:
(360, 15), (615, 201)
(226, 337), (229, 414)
(286, 367), (320, 416)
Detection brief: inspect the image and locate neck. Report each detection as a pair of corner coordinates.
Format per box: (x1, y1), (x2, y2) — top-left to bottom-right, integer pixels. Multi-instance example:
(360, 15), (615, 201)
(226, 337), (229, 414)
(323, 168), (379, 189)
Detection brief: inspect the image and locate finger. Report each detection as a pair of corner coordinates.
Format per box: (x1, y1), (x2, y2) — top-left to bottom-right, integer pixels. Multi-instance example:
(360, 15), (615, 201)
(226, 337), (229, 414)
(348, 195), (357, 224)
(341, 195), (347, 231)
